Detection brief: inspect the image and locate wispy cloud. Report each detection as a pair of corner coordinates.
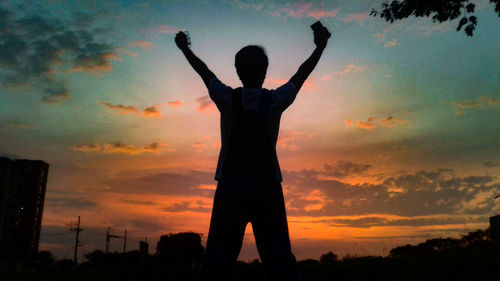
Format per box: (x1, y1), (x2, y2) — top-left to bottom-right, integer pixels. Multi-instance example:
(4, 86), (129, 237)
(348, 116), (410, 130)
(151, 25), (180, 34)
(323, 161), (372, 179)
(266, 77), (315, 93)
(99, 101), (162, 117)
(384, 39), (397, 48)
(167, 100), (183, 107)
(192, 142), (207, 153)
(10, 123), (35, 129)
(322, 65), (366, 80)
(195, 96), (217, 113)
(73, 142), (174, 155)
(343, 12), (369, 23)
(128, 40), (154, 50)
(142, 106), (162, 118)
(450, 96), (499, 114)
(271, 2), (339, 19)
(357, 117), (376, 130)
(99, 101), (140, 114)
(72, 142), (101, 153)
(232, 1), (338, 20)
(378, 116), (410, 128)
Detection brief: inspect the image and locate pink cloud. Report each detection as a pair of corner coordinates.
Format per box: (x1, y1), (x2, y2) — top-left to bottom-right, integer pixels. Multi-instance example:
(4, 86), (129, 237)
(152, 25), (180, 34)
(196, 96), (217, 113)
(343, 12), (369, 23)
(266, 77), (316, 93)
(326, 65), (366, 79)
(272, 2), (338, 19)
(129, 40), (154, 50)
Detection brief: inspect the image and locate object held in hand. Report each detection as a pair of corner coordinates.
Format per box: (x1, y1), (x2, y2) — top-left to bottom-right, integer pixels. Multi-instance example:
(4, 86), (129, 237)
(184, 31), (191, 47)
(311, 21), (331, 38)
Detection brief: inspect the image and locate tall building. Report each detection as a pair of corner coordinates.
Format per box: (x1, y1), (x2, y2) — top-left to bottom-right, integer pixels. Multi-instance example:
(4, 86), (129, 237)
(490, 215), (500, 241)
(0, 157), (49, 268)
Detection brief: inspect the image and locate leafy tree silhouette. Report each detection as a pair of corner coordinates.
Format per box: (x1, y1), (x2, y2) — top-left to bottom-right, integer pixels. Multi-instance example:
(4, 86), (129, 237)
(320, 251), (338, 264)
(372, 0), (500, 36)
(156, 232), (204, 268)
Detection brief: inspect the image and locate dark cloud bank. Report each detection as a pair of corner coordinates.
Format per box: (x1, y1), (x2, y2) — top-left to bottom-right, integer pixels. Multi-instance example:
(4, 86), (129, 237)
(99, 161), (500, 229)
(0, 5), (118, 103)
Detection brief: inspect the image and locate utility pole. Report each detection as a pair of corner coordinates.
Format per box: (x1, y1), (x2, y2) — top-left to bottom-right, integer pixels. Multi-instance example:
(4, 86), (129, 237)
(123, 229), (127, 253)
(106, 226), (120, 253)
(70, 216), (82, 264)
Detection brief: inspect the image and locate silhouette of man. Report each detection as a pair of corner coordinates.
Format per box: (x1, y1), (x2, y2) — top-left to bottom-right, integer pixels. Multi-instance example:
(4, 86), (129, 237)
(175, 24), (331, 281)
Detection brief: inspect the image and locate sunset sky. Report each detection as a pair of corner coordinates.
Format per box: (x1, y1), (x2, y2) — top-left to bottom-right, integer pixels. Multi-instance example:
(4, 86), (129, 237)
(1, 0), (500, 261)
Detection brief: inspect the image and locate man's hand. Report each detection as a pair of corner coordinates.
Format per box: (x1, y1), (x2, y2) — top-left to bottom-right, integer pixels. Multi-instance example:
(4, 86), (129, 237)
(313, 25), (331, 49)
(175, 30), (215, 88)
(175, 31), (190, 50)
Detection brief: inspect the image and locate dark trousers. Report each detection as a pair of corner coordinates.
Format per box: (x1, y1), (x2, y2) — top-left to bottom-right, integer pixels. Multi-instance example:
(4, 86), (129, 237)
(199, 177), (301, 281)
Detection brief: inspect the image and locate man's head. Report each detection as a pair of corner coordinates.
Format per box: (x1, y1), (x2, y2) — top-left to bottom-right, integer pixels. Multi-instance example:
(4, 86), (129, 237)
(235, 45), (268, 88)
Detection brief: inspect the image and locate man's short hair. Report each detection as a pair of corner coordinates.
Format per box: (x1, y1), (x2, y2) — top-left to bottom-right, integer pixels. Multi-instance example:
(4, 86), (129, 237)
(235, 45), (268, 85)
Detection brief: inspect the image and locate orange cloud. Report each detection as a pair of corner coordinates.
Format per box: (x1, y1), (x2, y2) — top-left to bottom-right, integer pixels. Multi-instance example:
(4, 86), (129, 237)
(99, 101), (140, 114)
(69, 52), (121, 74)
(192, 142), (207, 153)
(143, 106), (162, 118)
(486, 97), (500, 107)
(357, 117), (376, 130)
(103, 142), (164, 155)
(378, 116), (410, 128)
(129, 40), (154, 50)
(72, 143), (101, 153)
(167, 100), (183, 107)
(100, 101), (162, 117)
(277, 130), (307, 151)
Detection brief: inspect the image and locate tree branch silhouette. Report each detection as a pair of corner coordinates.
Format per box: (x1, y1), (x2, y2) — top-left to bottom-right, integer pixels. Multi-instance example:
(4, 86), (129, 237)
(371, 0), (500, 36)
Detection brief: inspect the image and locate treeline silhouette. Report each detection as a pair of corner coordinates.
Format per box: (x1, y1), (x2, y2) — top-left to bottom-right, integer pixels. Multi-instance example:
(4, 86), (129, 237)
(2, 229), (499, 281)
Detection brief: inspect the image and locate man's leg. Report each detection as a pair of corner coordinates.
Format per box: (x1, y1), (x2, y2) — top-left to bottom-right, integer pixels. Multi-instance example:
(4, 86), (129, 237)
(200, 179), (248, 281)
(251, 180), (301, 281)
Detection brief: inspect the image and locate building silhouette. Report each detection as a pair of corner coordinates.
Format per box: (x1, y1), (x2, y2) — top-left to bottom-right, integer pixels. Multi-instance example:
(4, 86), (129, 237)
(0, 157), (49, 268)
(490, 215), (500, 241)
